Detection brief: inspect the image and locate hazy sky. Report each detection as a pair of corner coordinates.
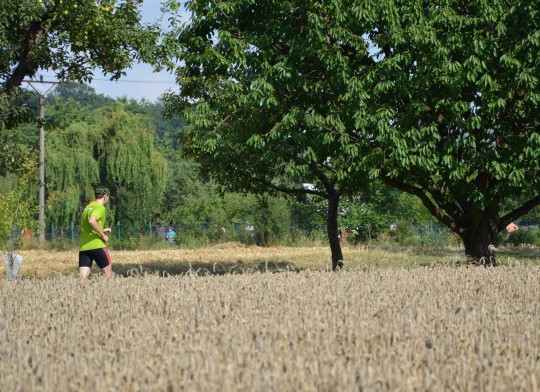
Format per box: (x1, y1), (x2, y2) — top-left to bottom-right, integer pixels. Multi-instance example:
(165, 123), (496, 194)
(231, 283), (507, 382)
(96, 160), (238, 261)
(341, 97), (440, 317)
(86, 0), (188, 102)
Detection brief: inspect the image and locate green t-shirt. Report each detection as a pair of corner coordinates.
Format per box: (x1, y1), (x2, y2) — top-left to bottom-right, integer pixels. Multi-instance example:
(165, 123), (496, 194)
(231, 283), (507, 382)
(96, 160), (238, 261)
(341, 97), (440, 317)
(79, 201), (107, 251)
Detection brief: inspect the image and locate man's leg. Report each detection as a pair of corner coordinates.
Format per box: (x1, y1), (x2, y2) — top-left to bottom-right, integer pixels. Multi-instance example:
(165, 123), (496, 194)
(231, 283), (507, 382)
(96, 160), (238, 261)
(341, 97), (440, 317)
(79, 251), (92, 278)
(79, 267), (91, 278)
(101, 265), (112, 277)
(96, 248), (113, 278)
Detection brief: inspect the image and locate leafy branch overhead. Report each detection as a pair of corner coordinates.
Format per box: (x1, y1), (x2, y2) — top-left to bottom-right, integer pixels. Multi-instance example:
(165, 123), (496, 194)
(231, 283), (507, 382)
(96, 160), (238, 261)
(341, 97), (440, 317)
(0, 0), (160, 95)
(359, 0), (540, 264)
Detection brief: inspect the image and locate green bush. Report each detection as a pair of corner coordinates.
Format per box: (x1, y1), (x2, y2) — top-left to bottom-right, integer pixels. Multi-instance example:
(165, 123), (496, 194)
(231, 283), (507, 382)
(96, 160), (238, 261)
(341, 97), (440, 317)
(506, 229), (538, 246)
(109, 237), (139, 251)
(175, 232), (211, 248)
(48, 238), (76, 251)
(138, 235), (170, 250)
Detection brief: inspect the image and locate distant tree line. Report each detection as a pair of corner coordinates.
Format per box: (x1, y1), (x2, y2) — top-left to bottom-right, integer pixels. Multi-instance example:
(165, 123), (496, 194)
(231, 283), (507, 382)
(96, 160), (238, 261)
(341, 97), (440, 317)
(3, 82), (436, 248)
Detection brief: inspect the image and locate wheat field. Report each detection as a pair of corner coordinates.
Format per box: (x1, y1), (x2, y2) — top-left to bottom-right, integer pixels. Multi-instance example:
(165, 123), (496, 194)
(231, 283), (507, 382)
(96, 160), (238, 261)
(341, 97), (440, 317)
(1, 259), (539, 391)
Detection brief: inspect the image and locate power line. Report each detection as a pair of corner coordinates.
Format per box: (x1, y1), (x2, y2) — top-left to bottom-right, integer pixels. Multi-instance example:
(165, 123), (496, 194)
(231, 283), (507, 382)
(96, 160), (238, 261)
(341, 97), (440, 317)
(35, 74), (176, 84)
(91, 78), (176, 84)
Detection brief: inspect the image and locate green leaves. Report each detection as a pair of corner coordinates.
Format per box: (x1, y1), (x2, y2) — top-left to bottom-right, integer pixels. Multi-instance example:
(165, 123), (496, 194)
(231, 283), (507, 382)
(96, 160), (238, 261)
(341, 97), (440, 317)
(500, 54), (521, 70)
(45, 103), (166, 226)
(1, 0), (156, 93)
(163, 0), (375, 199)
(162, 0), (540, 253)
(0, 160), (38, 251)
(364, 0), (540, 237)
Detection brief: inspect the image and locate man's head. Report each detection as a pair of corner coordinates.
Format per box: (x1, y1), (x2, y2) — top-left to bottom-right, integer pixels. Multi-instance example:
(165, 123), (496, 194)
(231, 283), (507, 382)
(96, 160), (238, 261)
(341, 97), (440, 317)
(94, 186), (111, 203)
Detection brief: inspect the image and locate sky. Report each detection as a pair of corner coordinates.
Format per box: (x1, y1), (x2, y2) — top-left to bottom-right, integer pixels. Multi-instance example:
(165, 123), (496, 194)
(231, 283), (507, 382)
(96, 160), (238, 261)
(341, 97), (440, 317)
(86, 0), (188, 102)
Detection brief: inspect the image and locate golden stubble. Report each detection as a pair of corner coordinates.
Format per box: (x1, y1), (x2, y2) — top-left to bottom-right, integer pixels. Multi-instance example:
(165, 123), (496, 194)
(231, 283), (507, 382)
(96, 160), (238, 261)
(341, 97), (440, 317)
(7, 243), (479, 278)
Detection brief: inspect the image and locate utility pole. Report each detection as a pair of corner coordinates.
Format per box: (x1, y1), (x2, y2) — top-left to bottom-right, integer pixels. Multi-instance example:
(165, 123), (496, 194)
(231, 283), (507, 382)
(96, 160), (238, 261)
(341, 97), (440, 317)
(24, 76), (60, 245)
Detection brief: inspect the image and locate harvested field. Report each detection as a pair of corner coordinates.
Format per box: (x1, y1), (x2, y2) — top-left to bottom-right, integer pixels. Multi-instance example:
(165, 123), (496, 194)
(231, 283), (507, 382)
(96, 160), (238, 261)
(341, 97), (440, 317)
(1, 266), (539, 391)
(5, 244), (540, 278)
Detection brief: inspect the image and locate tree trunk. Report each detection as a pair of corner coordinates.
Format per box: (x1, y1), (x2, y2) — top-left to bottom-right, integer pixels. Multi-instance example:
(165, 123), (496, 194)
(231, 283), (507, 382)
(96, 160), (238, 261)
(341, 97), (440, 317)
(461, 217), (499, 266)
(255, 197), (270, 246)
(3, 19), (46, 96)
(327, 192), (344, 271)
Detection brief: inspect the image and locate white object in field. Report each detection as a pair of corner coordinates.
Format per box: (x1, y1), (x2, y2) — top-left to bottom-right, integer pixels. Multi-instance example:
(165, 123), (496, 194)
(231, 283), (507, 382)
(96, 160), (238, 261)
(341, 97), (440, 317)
(3, 253), (23, 281)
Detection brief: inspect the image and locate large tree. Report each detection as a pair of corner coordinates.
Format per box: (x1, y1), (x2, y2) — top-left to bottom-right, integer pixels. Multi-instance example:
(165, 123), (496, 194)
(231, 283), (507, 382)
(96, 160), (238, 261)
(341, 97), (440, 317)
(47, 81), (115, 109)
(163, 0), (377, 269)
(359, 0), (540, 265)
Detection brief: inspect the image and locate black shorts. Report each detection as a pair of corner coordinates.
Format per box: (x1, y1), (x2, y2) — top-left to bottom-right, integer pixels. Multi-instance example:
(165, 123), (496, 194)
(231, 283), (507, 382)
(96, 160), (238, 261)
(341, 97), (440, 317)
(79, 248), (112, 269)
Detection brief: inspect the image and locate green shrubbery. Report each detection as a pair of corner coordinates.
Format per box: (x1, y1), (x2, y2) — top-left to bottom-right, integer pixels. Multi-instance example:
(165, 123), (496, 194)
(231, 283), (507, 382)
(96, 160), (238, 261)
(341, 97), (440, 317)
(505, 229), (540, 247)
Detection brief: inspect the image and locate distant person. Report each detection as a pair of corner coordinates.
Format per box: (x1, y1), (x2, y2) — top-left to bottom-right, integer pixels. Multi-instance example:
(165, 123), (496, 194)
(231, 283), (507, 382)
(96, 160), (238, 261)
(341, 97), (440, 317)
(389, 222), (398, 241)
(78, 186), (113, 279)
(506, 222), (519, 233)
(245, 223), (254, 238)
(339, 227), (351, 242)
(166, 226), (177, 244)
(21, 228), (32, 239)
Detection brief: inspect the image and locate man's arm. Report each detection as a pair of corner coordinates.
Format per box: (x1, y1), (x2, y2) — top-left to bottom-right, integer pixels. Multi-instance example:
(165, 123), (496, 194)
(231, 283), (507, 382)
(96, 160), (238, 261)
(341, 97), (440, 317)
(88, 215), (109, 243)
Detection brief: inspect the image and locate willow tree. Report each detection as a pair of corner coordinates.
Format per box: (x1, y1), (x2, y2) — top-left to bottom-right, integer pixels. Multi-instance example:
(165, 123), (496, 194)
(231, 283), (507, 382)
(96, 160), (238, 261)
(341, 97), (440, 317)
(358, 0), (540, 265)
(163, 0), (374, 270)
(46, 104), (166, 227)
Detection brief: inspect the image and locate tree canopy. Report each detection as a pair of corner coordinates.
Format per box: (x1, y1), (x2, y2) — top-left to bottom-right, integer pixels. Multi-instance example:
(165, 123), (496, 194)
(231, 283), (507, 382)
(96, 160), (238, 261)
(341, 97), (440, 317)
(163, 0), (377, 269)
(47, 81), (115, 109)
(0, 0), (158, 94)
(46, 103), (167, 226)
(0, 0), (159, 175)
(358, 0), (540, 264)
(164, 0), (540, 265)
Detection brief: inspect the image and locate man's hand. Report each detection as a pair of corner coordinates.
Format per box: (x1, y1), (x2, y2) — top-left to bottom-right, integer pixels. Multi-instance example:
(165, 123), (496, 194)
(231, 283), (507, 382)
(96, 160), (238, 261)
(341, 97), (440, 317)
(89, 216), (111, 243)
(103, 228), (111, 242)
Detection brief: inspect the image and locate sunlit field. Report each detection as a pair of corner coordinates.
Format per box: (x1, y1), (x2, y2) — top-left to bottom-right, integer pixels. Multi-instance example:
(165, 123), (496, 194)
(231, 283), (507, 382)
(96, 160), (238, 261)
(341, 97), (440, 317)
(1, 264), (539, 391)
(4, 243), (540, 278)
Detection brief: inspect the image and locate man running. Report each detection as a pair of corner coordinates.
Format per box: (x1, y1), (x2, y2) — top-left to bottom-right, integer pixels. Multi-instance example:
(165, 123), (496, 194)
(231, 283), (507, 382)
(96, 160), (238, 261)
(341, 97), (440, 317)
(79, 186), (113, 278)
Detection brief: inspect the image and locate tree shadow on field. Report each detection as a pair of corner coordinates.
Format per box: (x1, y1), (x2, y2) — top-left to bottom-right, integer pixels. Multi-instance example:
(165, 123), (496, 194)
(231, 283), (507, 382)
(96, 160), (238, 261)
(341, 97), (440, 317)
(405, 245), (540, 267)
(112, 260), (302, 277)
(375, 245), (464, 257)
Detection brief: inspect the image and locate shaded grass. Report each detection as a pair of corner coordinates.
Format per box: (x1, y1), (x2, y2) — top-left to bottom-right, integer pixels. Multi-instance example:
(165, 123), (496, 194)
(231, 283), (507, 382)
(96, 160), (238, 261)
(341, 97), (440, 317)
(113, 260), (301, 277)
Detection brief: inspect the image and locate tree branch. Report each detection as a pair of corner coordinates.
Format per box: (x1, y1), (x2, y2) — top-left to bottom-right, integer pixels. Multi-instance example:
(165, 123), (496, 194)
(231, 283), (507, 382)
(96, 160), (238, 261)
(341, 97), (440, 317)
(382, 177), (458, 231)
(251, 175), (327, 198)
(499, 195), (540, 231)
(3, 9), (53, 94)
(308, 162), (337, 197)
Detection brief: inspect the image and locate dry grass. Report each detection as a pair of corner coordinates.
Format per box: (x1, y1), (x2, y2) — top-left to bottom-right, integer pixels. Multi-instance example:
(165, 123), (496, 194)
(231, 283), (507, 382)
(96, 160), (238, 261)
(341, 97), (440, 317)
(4, 243), (539, 278)
(1, 266), (539, 391)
